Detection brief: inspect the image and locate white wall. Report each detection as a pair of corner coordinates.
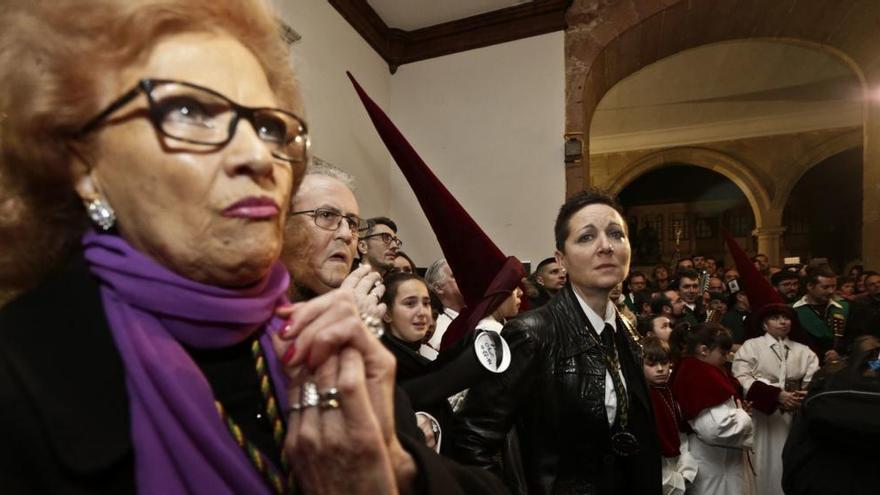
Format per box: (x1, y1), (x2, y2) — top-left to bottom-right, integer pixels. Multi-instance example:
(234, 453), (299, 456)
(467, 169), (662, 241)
(388, 32), (566, 268)
(272, 0), (392, 215)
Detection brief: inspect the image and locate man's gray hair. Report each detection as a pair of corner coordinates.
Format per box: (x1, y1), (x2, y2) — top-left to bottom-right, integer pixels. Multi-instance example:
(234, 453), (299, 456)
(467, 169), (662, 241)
(424, 258), (449, 290)
(305, 156), (355, 191)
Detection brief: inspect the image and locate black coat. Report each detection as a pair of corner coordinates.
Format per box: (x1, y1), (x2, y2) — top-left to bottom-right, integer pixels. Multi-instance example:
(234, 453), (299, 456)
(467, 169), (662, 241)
(451, 285), (662, 495)
(0, 256), (507, 494)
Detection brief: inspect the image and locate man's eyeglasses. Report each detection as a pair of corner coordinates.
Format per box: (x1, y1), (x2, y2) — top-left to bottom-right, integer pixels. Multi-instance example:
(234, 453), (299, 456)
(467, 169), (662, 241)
(363, 233), (403, 248)
(290, 208), (366, 233)
(76, 78), (309, 163)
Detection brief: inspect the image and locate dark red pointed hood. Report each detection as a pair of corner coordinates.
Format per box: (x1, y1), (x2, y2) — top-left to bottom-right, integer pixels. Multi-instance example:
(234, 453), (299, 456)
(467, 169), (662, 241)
(347, 72), (525, 349)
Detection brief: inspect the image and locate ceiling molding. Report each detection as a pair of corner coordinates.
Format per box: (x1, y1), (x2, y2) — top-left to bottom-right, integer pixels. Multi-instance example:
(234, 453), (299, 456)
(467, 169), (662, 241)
(330, 0), (572, 73)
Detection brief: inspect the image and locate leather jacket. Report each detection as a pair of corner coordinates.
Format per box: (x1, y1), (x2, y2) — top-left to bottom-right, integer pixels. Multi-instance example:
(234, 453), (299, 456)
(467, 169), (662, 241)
(451, 285), (661, 495)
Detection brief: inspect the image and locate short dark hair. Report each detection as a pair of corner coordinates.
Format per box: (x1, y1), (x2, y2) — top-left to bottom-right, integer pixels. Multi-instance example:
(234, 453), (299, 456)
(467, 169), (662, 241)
(650, 294), (672, 315)
(771, 270), (799, 286)
(628, 271), (647, 283)
(365, 216), (398, 235)
(641, 336), (672, 365)
(805, 266), (837, 286)
(534, 257), (557, 274)
(676, 269), (700, 288)
(553, 188), (624, 252)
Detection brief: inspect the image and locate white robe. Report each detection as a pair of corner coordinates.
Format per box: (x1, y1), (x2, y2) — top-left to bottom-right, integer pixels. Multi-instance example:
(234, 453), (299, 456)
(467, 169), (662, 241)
(732, 334), (819, 495)
(686, 397), (754, 495)
(661, 433), (698, 495)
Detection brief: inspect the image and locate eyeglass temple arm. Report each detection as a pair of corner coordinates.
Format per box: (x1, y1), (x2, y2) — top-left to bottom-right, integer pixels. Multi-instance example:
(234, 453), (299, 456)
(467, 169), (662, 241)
(76, 84), (145, 137)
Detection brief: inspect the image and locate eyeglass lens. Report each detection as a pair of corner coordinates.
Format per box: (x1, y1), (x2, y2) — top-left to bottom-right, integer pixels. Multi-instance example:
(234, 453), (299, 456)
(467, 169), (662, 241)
(313, 209), (362, 232)
(150, 82), (307, 162)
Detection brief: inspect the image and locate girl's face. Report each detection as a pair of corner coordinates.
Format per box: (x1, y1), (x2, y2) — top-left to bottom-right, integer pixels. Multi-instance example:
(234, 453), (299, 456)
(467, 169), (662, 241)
(385, 279), (433, 343)
(643, 360), (671, 386)
(650, 316), (672, 341)
(764, 314), (792, 339)
(697, 344), (728, 368)
(494, 287), (522, 321)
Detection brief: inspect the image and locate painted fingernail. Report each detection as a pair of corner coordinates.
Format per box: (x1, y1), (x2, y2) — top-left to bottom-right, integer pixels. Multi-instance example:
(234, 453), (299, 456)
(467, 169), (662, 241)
(282, 342), (297, 365)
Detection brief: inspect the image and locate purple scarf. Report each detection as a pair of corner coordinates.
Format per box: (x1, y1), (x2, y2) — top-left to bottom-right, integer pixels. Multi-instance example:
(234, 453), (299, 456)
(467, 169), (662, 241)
(83, 231), (290, 494)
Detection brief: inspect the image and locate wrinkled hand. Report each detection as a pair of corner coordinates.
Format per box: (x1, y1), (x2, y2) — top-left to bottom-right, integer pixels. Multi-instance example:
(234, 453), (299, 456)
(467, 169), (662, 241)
(415, 413), (438, 451)
(273, 290), (415, 493)
(341, 264), (387, 322)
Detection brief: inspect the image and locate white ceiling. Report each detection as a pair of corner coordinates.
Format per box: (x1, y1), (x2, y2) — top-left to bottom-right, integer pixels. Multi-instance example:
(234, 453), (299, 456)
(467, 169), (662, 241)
(367, 0), (531, 31)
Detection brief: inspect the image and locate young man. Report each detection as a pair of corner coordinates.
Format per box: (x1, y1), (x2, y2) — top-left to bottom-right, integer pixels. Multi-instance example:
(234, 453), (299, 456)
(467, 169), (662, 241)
(793, 267), (849, 363)
(527, 257), (567, 308)
(358, 216), (401, 276)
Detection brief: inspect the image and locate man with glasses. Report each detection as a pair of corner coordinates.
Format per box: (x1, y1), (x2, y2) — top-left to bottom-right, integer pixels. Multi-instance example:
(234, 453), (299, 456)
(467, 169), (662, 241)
(283, 161), (373, 300)
(358, 216), (402, 276)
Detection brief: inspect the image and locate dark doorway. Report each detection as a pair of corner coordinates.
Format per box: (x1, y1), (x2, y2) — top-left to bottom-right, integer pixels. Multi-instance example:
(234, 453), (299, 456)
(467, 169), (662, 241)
(783, 148), (862, 272)
(619, 164), (754, 267)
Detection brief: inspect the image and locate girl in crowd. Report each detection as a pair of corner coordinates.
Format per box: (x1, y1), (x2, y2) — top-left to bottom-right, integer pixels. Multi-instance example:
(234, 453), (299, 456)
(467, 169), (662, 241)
(732, 304), (819, 495)
(380, 273), (451, 451)
(670, 323), (754, 495)
(642, 336), (697, 495)
(639, 314), (674, 342)
(393, 251), (417, 274)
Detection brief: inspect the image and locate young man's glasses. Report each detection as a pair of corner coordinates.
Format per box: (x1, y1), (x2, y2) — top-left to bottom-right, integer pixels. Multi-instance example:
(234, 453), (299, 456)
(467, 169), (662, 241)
(363, 233), (403, 248)
(76, 78), (309, 163)
(290, 208), (366, 233)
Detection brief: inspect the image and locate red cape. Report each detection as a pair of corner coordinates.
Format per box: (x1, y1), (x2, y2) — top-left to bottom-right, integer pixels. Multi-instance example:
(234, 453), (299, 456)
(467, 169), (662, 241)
(649, 386), (683, 457)
(671, 357), (741, 421)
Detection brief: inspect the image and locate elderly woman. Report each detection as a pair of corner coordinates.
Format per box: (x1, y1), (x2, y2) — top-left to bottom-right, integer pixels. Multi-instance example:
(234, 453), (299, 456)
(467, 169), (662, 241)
(452, 189), (661, 494)
(0, 1), (421, 493)
(732, 304), (819, 495)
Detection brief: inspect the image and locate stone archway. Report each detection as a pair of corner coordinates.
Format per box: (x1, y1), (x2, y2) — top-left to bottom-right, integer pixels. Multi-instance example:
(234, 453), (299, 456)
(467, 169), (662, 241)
(604, 147), (770, 228)
(564, 0), (880, 266)
(773, 129), (863, 213)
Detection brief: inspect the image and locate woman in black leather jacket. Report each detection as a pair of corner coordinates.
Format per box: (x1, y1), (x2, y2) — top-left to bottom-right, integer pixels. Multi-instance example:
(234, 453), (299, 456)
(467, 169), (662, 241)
(451, 189), (661, 495)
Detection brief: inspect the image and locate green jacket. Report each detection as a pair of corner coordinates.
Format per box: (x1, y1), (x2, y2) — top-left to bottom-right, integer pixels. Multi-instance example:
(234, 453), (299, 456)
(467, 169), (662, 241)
(793, 297), (849, 353)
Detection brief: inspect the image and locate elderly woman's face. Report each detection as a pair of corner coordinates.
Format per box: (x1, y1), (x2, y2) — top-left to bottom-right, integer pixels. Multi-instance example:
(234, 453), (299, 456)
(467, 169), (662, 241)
(75, 33), (299, 286)
(556, 204), (631, 293)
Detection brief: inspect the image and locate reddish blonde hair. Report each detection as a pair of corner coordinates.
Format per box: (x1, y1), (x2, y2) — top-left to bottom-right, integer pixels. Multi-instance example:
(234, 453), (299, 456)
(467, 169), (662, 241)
(0, 0), (300, 294)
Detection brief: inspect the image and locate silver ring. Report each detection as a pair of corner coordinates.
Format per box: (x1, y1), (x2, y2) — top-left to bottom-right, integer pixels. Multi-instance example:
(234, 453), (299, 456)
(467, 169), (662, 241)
(301, 381), (319, 408)
(360, 313), (385, 338)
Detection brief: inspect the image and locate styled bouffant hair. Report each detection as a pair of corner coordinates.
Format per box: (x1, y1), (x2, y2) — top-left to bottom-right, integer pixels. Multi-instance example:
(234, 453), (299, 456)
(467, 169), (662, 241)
(553, 188), (625, 252)
(641, 336), (672, 365)
(0, 0), (299, 293)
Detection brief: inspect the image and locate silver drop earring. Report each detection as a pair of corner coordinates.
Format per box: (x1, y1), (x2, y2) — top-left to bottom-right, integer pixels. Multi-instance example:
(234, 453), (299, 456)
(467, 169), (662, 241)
(87, 197), (116, 231)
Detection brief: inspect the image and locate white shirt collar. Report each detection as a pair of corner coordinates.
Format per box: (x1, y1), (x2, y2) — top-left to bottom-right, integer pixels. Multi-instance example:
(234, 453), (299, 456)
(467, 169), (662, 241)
(572, 289), (617, 334)
(444, 307), (460, 319)
(792, 296), (843, 310)
(762, 332), (790, 347)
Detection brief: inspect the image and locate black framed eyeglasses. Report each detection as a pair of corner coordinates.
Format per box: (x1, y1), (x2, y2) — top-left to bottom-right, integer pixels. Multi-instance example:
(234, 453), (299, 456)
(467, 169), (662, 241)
(363, 233), (403, 248)
(290, 207), (366, 234)
(76, 78), (309, 163)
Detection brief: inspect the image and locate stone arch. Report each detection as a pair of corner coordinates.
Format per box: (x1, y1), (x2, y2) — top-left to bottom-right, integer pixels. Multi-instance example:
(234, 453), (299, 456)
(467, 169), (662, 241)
(605, 147), (770, 228)
(565, 0), (877, 134)
(773, 129), (863, 211)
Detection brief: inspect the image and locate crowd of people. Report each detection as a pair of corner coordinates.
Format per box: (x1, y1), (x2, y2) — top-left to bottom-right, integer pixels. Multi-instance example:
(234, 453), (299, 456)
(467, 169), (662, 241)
(1, 1), (879, 494)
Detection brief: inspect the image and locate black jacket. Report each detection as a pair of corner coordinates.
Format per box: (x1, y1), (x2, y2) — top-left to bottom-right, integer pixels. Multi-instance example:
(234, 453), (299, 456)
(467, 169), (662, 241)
(451, 285), (661, 495)
(0, 256), (507, 494)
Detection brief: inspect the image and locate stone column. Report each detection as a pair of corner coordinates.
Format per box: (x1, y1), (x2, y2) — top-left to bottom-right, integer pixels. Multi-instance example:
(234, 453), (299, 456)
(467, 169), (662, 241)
(752, 226), (786, 266)
(863, 85), (880, 269)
